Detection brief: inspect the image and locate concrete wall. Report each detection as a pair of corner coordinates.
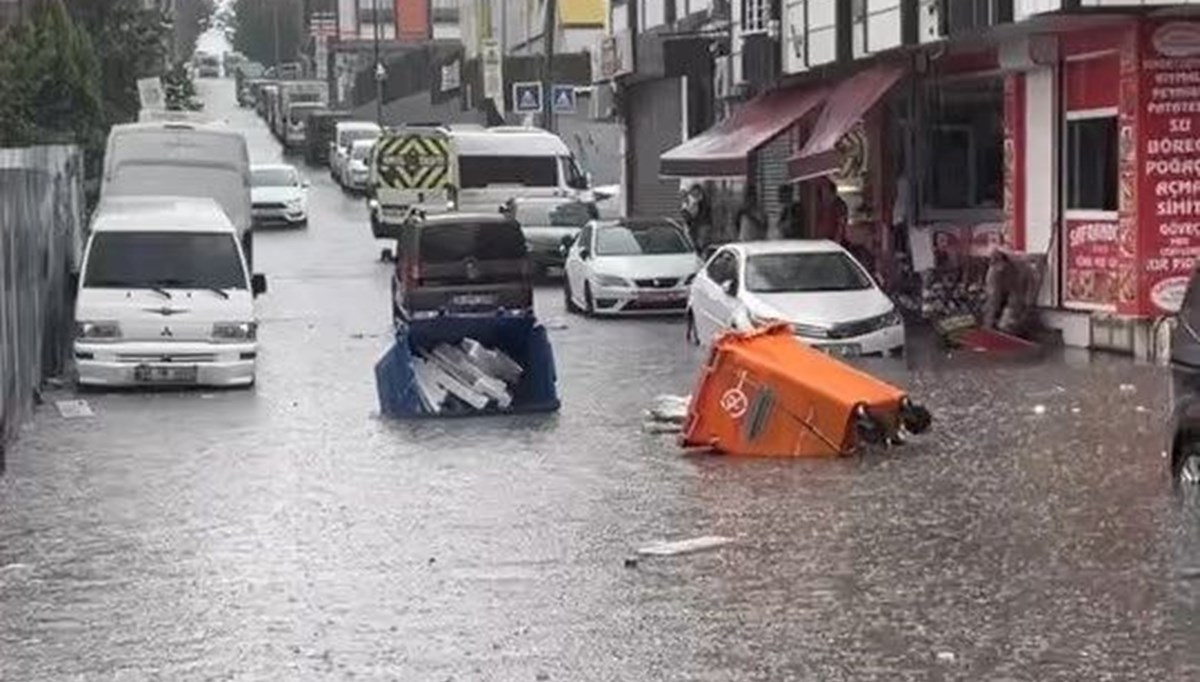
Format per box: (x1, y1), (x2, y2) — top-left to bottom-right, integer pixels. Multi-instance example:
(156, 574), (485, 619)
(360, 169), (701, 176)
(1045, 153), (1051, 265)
(0, 146), (84, 473)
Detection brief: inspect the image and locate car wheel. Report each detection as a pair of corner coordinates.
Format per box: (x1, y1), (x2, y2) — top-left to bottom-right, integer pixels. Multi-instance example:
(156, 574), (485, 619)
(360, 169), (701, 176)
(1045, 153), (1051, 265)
(583, 282), (595, 316)
(564, 277), (581, 314)
(685, 310), (700, 346)
(1177, 442), (1200, 484)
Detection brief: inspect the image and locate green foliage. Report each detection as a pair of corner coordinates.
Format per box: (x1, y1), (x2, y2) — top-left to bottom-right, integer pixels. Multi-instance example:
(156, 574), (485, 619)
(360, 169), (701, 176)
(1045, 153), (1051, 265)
(64, 0), (170, 125)
(173, 0), (217, 62)
(163, 64), (204, 112)
(228, 0), (306, 68)
(0, 0), (104, 149)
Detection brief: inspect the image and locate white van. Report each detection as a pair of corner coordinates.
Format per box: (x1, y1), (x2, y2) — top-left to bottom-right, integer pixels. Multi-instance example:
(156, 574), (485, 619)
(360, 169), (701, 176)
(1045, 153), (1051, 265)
(330, 121), (380, 187)
(100, 122), (254, 266)
(75, 197), (266, 388)
(451, 126), (594, 215)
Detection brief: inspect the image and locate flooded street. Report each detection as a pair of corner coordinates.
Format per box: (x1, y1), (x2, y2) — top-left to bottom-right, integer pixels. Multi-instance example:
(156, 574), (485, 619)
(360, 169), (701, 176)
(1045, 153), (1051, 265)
(2, 80), (1200, 681)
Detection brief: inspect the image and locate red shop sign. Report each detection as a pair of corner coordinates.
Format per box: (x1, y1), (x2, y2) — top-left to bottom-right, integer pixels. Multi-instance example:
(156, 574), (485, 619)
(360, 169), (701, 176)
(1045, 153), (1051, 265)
(1064, 219), (1122, 309)
(1138, 21), (1200, 314)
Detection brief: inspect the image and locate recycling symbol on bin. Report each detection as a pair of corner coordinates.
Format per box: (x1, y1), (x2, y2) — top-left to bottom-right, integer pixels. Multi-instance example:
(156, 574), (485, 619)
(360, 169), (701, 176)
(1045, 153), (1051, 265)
(720, 371), (750, 419)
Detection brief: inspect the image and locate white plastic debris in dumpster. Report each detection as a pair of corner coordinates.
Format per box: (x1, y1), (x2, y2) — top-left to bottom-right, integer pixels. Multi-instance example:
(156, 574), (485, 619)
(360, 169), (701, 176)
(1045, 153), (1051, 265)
(408, 337), (525, 413)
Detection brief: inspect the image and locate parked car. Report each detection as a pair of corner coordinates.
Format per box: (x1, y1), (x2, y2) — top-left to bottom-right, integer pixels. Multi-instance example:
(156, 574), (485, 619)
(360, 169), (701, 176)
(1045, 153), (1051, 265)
(305, 110), (351, 166)
(1168, 265), (1200, 482)
(330, 121), (380, 185)
(75, 196), (267, 388)
(342, 138), (376, 194)
(563, 218), (700, 315)
(390, 213), (532, 324)
(506, 200), (595, 279)
(686, 240), (905, 357)
(250, 164), (308, 228)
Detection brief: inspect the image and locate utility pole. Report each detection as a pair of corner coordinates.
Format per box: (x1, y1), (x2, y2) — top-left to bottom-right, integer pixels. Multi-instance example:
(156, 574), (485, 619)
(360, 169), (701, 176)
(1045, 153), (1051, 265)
(273, 0), (281, 67)
(372, 0), (384, 125)
(541, 0), (556, 132)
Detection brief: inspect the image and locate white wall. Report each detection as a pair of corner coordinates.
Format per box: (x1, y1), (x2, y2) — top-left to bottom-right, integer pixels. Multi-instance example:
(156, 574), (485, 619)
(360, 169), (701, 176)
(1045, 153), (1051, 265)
(1025, 66), (1057, 256)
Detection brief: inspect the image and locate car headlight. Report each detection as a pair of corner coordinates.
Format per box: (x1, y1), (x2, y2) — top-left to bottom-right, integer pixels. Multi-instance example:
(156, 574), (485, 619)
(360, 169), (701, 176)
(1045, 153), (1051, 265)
(792, 322), (830, 338)
(286, 197), (304, 210)
(881, 308), (903, 327)
(76, 320), (121, 340)
(212, 321), (257, 342)
(594, 273), (631, 288)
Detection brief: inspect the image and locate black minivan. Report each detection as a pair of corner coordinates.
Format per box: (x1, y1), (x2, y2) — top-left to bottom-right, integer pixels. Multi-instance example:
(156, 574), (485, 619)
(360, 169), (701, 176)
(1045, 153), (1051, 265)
(390, 214), (533, 324)
(1168, 269), (1200, 482)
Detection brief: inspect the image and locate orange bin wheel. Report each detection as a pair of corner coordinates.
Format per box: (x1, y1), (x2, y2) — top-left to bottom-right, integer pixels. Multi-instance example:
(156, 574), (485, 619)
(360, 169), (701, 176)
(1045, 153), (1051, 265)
(682, 323), (922, 457)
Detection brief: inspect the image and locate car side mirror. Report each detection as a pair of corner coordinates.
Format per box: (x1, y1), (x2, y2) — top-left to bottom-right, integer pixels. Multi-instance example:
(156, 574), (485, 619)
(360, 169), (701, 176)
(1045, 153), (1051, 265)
(579, 247), (590, 261)
(252, 273), (268, 297)
(721, 279), (738, 297)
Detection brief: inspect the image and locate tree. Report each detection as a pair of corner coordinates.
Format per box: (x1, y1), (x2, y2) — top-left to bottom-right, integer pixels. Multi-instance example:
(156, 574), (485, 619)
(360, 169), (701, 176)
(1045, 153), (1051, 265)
(0, 0), (104, 149)
(173, 0), (216, 63)
(64, 0), (170, 125)
(163, 63), (203, 111)
(228, 0), (306, 67)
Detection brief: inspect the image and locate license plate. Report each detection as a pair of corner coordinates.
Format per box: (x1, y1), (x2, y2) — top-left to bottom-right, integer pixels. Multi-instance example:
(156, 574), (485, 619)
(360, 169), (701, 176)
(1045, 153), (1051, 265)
(638, 291), (680, 302)
(819, 344), (861, 358)
(452, 294), (497, 306)
(134, 365), (198, 383)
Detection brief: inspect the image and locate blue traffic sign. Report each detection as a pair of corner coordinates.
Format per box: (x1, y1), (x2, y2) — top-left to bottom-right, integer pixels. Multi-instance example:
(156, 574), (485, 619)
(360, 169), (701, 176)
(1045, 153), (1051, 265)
(513, 82), (543, 113)
(552, 85), (577, 114)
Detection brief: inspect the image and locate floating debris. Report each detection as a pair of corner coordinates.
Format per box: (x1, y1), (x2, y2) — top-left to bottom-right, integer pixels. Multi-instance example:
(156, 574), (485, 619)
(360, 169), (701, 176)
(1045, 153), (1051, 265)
(55, 400), (93, 419)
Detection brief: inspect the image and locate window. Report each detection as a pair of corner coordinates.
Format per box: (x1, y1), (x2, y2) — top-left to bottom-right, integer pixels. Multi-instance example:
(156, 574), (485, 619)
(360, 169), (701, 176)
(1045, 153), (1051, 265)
(251, 167), (298, 187)
(1066, 116), (1117, 212)
(459, 156), (559, 188)
(85, 232), (247, 290)
(707, 250), (738, 283)
(742, 0), (768, 33)
(922, 77), (1004, 210)
(595, 224), (691, 256)
(744, 252), (872, 293)
(419, 222), (527, 264)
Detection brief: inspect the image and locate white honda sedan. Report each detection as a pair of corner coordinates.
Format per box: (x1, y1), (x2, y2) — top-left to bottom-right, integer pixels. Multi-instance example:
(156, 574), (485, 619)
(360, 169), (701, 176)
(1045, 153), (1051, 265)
(686, 240), (905, 356)
(563, 219), (702, 315)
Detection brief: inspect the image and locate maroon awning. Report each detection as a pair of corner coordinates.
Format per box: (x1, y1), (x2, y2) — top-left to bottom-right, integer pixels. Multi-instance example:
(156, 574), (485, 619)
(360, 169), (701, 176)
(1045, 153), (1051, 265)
(660, 85), (827, 178)
(788, 63), (907, 182)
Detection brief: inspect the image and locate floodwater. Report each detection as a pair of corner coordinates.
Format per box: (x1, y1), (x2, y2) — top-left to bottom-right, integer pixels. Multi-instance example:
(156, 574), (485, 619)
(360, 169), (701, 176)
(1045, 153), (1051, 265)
(2, 78), (1199, 681)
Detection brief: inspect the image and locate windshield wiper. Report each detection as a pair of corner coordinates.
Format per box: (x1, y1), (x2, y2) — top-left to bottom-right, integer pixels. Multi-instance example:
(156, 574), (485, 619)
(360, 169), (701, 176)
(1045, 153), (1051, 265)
(147, 286), (172, 299)
(204, 287), (230, 300)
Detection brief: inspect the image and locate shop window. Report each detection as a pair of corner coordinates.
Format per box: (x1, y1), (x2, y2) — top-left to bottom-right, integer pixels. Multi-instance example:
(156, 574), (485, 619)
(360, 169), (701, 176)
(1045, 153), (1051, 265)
(1066, 116), (1117, 212)
(922, 77), (1003, 210)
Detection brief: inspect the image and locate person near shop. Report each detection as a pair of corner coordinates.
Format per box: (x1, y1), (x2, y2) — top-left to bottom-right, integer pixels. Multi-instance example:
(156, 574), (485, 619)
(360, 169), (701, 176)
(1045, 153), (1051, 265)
(983, 247), (1036, 337)
(833, 198), (876, 277)
(735, 184), (768, 242)
(680, 183), (713, 253)
(776, 183), (805, 240)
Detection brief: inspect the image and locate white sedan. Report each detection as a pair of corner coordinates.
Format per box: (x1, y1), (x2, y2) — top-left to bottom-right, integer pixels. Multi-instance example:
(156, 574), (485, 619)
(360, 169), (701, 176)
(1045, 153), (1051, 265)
(687, 240), (905, 357)
(563, 219), (702, 315)
(250, 164), (308, 227)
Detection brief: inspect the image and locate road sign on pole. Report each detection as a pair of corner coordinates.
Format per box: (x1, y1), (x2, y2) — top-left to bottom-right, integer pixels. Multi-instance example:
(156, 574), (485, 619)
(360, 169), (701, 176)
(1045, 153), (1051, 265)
(513, 82), (543, 114)
(552, 85), (576, 114)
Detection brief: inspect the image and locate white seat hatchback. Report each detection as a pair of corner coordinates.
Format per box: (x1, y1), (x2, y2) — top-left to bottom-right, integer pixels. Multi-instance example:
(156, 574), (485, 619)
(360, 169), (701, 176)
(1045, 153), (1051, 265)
(686, 240), (904, 357)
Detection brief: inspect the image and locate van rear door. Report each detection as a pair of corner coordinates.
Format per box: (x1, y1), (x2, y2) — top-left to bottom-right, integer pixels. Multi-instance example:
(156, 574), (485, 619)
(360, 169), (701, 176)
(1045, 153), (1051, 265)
(405, 220), (532, 315)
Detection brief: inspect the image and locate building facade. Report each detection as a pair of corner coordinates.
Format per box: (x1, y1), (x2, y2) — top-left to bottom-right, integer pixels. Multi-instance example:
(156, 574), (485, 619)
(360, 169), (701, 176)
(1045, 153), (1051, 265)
(601, 0), (1200, 355)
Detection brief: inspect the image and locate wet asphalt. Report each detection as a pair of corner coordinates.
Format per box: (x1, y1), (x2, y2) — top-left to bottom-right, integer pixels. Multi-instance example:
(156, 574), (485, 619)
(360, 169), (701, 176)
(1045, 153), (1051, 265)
(2, 80), (1200, 681)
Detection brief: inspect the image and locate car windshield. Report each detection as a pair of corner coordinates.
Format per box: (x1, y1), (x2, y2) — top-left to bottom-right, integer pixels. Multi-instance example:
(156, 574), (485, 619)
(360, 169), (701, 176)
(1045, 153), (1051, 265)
(251, 167), (297, 187)
(595, 224), (691, 256)
(289, 105), (322, 125)
(84, 232), (247, 290)
(744, 251), (872, 293)
(341, 129), (377, 146)
(351, 143), (374, 160)
(420, 222), (527, 263)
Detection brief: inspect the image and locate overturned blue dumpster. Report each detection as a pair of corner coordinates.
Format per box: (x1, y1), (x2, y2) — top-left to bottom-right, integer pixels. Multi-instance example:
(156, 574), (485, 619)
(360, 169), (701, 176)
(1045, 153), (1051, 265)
(375, 315), (560, 418)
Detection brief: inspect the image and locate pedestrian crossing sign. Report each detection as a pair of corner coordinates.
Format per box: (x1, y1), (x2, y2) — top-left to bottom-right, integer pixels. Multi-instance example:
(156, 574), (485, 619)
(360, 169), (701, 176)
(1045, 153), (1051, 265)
(552, 85), (576, 114)
(513, 82), (543, 113)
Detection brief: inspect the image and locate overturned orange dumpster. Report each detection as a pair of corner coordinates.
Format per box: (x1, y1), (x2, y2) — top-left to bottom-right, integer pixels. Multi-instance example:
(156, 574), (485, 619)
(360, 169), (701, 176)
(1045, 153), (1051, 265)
(681, 324), (931, 457)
